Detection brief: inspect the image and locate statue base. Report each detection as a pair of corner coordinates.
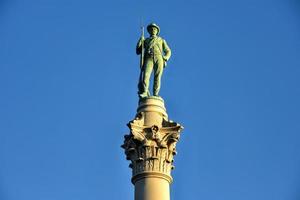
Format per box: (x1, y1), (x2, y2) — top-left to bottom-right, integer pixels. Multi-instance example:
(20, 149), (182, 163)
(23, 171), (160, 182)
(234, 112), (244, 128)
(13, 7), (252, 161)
(137, 96), (168, 126)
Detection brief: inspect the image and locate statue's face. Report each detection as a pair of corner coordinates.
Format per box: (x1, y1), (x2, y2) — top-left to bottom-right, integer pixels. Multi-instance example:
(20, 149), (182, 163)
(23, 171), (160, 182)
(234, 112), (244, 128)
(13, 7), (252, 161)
(149, 27), (158, 36)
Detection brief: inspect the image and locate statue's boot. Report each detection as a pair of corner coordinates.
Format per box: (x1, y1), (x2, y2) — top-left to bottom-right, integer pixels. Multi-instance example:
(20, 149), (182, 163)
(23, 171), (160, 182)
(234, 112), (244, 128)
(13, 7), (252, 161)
(139, 91), (150, 98)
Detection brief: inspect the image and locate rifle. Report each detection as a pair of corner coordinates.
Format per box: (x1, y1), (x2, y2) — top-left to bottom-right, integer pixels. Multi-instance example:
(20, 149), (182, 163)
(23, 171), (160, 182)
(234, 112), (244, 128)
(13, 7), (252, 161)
(138, 26), (145, 93)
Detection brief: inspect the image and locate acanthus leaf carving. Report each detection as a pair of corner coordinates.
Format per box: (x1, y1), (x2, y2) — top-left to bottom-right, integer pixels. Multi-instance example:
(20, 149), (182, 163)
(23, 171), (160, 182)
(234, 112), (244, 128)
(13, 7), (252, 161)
(122, 115), (183, 178)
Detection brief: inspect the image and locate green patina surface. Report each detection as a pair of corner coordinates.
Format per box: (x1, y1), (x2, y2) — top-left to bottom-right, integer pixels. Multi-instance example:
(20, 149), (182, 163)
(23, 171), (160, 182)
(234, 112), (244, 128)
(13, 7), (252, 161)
(136, 23), (171, 98)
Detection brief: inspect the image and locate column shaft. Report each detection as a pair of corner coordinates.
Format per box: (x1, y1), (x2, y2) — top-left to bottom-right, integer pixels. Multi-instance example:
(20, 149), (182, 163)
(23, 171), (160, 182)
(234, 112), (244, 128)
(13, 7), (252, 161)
(135, 178), (170, 200)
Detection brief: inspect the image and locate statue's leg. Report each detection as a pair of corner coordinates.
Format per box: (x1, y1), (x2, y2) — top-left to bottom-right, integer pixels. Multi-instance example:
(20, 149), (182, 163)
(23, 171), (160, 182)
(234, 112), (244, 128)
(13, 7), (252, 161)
(153, 58), (164, 96)
(141, 59), (153, 97)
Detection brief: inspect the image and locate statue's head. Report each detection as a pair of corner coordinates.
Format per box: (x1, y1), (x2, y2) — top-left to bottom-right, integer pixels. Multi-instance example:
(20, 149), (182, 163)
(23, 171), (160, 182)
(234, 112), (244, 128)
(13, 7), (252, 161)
(147, 23), (160, 36)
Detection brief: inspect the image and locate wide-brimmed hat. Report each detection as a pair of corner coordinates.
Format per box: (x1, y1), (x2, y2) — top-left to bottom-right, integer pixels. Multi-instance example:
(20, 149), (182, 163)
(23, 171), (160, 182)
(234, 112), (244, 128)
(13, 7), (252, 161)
(147, 23), (160, 34)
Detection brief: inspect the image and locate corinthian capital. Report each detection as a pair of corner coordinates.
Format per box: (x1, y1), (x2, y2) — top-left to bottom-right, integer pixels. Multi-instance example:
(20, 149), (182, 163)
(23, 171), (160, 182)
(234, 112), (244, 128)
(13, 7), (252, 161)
(121, 97), (183, 184)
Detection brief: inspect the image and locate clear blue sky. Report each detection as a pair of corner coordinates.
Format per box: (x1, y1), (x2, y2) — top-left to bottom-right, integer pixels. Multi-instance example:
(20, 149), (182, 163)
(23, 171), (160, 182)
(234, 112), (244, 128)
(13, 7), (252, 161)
(1, 0), (300, 199)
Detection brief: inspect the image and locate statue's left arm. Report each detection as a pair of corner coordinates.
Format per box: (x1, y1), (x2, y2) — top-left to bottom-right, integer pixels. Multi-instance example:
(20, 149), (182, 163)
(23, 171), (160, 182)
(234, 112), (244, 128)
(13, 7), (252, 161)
(162, 39), (171, 61)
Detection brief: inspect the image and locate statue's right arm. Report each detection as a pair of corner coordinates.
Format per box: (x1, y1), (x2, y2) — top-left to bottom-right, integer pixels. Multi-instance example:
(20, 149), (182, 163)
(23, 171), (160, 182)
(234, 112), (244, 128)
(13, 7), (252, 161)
(136, 37), (144, 55)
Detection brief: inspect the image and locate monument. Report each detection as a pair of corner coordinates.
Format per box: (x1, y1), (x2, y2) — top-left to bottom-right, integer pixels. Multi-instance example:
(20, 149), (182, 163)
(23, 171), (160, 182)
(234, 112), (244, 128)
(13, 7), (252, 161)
(121, 23), (183, 200)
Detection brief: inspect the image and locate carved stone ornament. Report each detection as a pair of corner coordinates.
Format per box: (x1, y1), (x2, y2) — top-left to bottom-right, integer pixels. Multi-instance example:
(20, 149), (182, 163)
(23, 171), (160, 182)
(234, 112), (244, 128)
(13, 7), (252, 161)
(121, 109), (183, 184)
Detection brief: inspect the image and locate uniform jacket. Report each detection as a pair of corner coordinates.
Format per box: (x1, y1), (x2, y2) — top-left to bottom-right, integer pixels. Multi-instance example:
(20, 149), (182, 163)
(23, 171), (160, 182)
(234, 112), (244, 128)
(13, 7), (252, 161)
(136, 36), (171, 61)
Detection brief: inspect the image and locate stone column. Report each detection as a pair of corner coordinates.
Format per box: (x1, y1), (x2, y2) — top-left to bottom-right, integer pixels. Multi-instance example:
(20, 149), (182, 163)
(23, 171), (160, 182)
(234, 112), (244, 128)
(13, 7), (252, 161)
(122, 97), (183, 200)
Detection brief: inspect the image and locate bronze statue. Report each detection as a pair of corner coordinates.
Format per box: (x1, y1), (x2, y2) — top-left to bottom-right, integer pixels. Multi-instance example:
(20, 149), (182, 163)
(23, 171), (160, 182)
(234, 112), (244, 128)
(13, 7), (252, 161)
(136, 23), (171, 98)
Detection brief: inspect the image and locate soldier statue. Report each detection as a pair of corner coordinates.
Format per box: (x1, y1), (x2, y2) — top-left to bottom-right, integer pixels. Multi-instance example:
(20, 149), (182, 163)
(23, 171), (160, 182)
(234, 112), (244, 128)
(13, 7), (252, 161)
(136, 23), (171, 98)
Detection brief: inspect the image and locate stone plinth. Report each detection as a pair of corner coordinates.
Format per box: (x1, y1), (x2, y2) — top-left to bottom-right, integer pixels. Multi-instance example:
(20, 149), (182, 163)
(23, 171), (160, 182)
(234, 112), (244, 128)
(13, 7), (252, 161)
(121, 97), (183, 200)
